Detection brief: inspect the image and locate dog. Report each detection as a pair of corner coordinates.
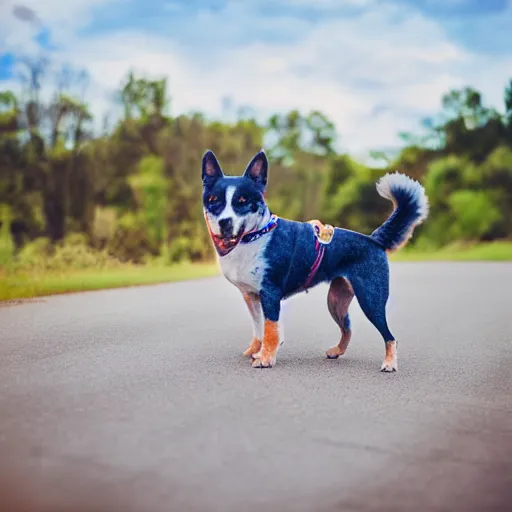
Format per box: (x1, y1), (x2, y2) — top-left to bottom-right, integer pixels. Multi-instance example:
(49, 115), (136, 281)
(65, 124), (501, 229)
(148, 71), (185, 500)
(201, 149), (429, 371)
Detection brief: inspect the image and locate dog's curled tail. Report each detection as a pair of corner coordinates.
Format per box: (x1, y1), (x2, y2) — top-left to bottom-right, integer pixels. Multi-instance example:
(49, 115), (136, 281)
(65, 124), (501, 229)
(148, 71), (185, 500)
(370, 172), (429, 252)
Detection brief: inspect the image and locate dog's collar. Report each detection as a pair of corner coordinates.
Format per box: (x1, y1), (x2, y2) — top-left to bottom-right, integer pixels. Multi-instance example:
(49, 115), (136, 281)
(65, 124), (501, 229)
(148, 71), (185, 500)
(241, 214), (279, 244)
(203, 211), (279, 256)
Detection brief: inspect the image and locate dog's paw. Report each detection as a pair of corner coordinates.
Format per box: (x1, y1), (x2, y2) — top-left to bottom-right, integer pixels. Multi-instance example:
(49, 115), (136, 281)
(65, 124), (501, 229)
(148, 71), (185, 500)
(251, 350), (261, 360)
(243, 338), (262, 358)
(252, 353), (276, 368)
(326, 345), (345, 359)
(380, 360), (397, 372)
(380, 341), (397, 372)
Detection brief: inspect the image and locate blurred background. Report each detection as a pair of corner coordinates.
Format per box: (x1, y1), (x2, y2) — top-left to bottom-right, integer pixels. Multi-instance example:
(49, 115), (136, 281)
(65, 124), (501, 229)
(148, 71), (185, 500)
(1, 0), (511, 299)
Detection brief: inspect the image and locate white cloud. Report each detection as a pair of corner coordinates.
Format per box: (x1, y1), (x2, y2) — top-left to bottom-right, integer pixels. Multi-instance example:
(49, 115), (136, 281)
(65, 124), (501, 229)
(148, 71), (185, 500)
(1, 0), (512, 162)
(0, 0), (119, 52)
(283, 0), (374, 8)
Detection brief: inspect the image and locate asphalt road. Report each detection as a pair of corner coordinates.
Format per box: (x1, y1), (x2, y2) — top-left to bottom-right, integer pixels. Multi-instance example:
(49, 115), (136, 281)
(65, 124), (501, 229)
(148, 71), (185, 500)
(1, 263), (511, 512)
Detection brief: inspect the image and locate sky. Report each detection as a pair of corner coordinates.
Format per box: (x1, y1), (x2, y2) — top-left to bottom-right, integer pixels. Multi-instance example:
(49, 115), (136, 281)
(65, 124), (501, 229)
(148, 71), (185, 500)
(0, 0), (511, 162)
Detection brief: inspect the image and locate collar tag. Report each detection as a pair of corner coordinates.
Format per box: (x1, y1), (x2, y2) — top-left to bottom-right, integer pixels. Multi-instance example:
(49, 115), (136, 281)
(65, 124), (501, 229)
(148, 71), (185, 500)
(308, 219), (335, 245)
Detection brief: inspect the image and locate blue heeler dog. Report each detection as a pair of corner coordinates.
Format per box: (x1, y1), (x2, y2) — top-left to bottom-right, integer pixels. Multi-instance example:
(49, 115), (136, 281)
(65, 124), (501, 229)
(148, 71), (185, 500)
(202, 149), (429, 371)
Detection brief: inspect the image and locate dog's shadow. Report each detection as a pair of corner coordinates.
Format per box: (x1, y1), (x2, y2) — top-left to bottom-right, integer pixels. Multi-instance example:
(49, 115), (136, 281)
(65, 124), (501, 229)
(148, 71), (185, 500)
(235, 351), (385, 377)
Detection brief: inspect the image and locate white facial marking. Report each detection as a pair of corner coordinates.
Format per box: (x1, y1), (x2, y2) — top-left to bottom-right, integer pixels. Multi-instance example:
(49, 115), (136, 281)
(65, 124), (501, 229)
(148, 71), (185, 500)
(217, 186), (235, 221)
(209, 186), (245, 236)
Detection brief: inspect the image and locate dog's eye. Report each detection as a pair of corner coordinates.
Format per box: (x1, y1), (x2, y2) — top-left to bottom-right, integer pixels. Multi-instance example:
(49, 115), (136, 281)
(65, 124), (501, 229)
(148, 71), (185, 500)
(208, 194), (217, 202)
(238, 196), (247, 204)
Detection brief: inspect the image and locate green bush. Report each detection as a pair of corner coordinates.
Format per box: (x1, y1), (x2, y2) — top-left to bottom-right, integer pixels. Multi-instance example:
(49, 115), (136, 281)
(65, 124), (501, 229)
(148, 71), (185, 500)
(48, 240), (116, 271)
(15, 237), (52, 268)
(448, 190), (501, 241)
(107, 212), (159, 263)
(167, 236), (190, 263)
(92, 207), (118, 249)
(0, 204), (15, 267)
(10, 234), (119, 272)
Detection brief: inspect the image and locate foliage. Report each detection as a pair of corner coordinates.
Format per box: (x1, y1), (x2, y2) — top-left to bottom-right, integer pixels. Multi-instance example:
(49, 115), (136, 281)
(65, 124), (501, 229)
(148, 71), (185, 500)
(1, 56), (512, 272)
(0, 204), (15, 266)
(9, 233), (119, 272)
(448, 190), (501, 240)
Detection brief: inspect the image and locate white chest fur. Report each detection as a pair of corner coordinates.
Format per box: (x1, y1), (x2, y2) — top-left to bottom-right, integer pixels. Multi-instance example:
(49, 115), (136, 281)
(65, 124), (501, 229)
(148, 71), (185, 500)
(218, 235), (270, 294)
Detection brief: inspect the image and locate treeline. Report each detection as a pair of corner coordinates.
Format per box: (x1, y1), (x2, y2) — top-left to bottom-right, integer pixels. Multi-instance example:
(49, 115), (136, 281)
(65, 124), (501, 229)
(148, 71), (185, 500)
(1, 59), (512, 267)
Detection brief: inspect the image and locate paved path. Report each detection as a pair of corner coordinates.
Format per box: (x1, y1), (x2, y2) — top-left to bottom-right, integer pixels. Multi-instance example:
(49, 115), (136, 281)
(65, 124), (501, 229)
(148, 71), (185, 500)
(1, 263), (511, 512)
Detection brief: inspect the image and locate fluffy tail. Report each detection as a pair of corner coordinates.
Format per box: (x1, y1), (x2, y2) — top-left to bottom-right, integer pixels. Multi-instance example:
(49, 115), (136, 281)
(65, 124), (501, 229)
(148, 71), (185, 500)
(370, 172), (429, 252)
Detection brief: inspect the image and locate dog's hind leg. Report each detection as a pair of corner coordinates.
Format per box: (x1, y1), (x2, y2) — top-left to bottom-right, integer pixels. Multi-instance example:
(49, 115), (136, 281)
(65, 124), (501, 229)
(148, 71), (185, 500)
(326, 277), (354, 359)
(349, 271), (397, 372)
(242, 292), (263, 357)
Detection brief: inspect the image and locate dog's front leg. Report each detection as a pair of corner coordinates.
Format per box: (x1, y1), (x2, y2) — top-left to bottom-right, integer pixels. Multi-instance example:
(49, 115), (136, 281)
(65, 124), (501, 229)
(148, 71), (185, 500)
(252, 290), (281, 369)
(242, 292), (263, 357)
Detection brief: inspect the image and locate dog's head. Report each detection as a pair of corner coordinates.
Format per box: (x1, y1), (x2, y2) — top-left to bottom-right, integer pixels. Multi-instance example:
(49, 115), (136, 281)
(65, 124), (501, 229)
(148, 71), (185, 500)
(202, 150), (269, 256)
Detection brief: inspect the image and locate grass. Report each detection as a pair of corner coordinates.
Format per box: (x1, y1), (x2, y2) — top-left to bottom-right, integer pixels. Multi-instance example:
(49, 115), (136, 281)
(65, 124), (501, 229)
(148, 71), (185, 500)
(0, 262), (220, 301)
(390, 240), (512, 262)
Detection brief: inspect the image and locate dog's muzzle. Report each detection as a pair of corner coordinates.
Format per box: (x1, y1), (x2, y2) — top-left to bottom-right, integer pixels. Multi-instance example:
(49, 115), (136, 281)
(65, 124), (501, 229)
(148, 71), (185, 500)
(207, 219), (246, 256)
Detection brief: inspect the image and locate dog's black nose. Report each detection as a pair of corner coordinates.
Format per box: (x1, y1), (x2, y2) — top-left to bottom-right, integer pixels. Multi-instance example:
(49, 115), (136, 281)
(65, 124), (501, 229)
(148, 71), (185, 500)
(218, 218), (233, 237)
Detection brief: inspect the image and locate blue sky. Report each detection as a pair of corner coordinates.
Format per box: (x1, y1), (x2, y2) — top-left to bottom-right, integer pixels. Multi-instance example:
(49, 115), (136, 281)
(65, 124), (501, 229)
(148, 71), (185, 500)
(1, 0), (511, 160)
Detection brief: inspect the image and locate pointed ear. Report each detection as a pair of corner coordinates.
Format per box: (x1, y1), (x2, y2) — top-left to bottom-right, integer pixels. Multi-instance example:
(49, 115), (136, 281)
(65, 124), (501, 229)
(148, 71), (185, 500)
(243, 150), (268, 189)
(202, 150), (224, 185)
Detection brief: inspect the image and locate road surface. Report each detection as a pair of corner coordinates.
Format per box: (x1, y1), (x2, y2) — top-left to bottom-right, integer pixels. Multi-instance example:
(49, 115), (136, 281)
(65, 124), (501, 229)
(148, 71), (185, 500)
(1, 263), (511, 512)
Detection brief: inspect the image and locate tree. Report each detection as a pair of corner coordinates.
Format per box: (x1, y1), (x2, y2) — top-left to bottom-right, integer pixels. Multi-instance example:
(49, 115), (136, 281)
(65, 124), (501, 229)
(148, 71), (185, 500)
(2, 66), (512, 267)
(120, 72), (170, 121)
(504, 79), (512, 132)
